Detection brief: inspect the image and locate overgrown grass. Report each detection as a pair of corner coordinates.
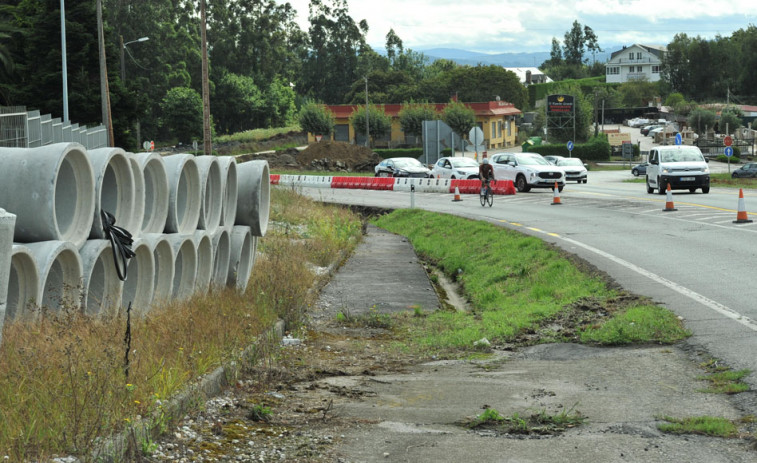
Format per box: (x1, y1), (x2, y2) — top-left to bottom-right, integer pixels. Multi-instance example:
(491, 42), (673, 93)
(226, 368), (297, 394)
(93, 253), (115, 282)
(0, 188), (361, 461)
(374, 209), (689, 350)
(696, 358), (751, 394)
(215, 125), (301, 144)
(657, 415), (743, 438)
(467, 405), (586, 434)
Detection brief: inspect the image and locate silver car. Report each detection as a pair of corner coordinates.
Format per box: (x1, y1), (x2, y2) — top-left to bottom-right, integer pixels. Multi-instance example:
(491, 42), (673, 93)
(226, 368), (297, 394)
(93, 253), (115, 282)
(429, 156), (480, 179)
(490, 153), (565, 192)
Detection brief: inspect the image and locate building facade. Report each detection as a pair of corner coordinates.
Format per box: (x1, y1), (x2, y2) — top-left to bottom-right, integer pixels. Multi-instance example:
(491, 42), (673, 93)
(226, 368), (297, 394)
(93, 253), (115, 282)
(311, 100), (522, 150)
(605, 44), (665, 84)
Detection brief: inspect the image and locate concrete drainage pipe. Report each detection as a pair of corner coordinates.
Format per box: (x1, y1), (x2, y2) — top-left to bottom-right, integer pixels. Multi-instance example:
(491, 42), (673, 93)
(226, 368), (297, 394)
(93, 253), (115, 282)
(26, 240), (83, 314)
(0, 143), (95, 248)
(86, 148), (136, 241)
(166, 234), (197, 302)
(121, 238), (155, 316)
(133, 152), (169, 235)
(125, 153), (146, 240)
(228, 225), (253, 293)
(194, 156), (223, 234)
(193, 231), (213, 296)
(235, 160), (270, 237)
(141, 234), (175, 308)
(211, 228), (231, 290)
(163, 154), (201, 235)
(79, 240), (123, 317)
(216, 157), (238, 231)
(6, 244), (39, 323)
(0, 210), (16, 343)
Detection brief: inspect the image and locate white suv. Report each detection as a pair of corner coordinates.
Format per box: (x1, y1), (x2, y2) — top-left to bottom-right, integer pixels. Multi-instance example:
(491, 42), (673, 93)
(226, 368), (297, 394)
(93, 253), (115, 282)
(490, 153), (565, 192)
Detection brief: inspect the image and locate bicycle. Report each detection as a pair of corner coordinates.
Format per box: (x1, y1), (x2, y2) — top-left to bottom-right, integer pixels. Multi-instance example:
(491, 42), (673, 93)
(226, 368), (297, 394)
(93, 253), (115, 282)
(479, 178), (494, 207)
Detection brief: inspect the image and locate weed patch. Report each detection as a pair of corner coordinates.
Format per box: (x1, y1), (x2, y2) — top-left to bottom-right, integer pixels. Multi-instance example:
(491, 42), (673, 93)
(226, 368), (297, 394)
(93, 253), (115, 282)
(465, 405), (586, 436)
(696, 358), (751, 394)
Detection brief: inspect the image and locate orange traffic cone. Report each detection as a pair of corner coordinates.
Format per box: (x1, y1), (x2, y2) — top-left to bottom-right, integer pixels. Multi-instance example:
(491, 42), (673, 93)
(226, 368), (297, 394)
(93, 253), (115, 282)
(551, 182), (562, 205)
(662, 183), (677, 211)
(452, 186), (462, 202)
(733, 188), (753, 223)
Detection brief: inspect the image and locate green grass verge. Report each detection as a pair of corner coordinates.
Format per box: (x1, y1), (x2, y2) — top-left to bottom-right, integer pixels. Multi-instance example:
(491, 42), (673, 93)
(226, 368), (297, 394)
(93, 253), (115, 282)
(215, 125), (301, 144)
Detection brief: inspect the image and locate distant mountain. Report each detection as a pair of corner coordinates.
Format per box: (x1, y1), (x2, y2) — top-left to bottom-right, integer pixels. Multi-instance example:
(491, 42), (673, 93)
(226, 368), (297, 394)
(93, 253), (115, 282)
(415, 47), (611, 68)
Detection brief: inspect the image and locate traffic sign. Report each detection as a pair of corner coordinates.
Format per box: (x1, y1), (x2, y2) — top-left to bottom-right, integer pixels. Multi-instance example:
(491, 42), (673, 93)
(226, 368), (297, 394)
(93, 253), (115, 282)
(315, 134), (323, 142)
(567, 141), (574, 152)
(725, 146), (734, 157)
(724, 135), (733, 147)
(675, 133), (682, 145)
(150, 141), (155, 151)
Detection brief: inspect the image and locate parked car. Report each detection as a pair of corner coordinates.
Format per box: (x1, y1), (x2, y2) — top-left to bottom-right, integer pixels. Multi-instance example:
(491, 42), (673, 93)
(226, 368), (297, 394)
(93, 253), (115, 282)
(543, 155), (565, 165)
(489, 152), (565, 192)
(374, 157), (430, 178)
(555, 157), (588, 183)
(429, 156), (480, 179)
(641, 124), (662, 136)
(631, 162), (648, 177)
(731, 163), (757, 178)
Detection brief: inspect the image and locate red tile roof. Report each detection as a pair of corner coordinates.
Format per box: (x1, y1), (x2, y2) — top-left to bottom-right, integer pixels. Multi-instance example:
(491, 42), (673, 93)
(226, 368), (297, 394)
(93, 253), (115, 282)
(327, 101), (521, 119)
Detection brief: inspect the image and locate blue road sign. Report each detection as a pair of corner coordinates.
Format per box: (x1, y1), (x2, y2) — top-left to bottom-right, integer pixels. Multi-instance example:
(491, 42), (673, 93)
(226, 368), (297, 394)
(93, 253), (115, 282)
(675, 133), (682, 145)
(725, 146), (734, 157)
(567, 141), (574, 152)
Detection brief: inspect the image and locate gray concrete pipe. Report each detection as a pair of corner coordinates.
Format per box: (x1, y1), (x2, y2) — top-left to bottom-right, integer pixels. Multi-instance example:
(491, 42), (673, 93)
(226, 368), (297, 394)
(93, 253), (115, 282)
(194, 156), (223, 234)
(235, 160), (270, 237)
(211, 228), (231, 290)
(86, 148), (137, 241)
(6, 244), (39, 323)
(125, 152), (146, 240)
(216, 156), (238, 231)
(163, 154), (202, 235)
(227, 225), (253, 294)
(166, 234), (197, 302)
(26, 240), (83, 314)
(0, 143), (95, 248)
(140, 234), (175, 308)
(193, 230), (213, 296)
(0, 209), (16, 344)
(121, 238), (155, 316)
(79, 239), (123, 317)
(133, 152), (169, 235)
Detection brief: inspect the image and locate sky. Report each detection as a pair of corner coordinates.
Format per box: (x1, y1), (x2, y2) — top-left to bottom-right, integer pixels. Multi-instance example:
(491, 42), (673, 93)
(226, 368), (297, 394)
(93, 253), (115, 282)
(277, 0), (755, 55)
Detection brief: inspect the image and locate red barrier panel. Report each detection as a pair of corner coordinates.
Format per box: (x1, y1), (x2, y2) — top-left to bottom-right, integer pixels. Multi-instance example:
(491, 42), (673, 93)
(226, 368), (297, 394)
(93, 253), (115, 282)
(491, 180), (516, 195)
(331, 176), (349, 189)
(270, 174), (280, 185)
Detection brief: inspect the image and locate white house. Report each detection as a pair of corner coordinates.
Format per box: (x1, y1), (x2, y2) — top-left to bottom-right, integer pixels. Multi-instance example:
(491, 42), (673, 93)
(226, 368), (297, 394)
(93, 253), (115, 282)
(605, 44), (665, 84)
(503, 67), (552, 85)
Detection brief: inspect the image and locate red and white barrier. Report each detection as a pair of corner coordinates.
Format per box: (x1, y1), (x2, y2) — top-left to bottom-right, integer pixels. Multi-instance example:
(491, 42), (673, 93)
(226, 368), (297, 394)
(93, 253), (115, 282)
(271, 175), (515, 195)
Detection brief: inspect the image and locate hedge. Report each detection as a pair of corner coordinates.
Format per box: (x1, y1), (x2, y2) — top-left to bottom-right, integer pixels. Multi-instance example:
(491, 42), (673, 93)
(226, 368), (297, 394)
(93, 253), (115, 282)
(374, 148), (423, 159)
(525, 135), (611, 161)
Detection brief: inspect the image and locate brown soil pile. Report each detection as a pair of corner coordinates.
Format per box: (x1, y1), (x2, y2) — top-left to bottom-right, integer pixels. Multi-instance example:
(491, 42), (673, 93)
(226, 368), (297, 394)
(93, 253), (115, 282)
(235, 140), (380, 173)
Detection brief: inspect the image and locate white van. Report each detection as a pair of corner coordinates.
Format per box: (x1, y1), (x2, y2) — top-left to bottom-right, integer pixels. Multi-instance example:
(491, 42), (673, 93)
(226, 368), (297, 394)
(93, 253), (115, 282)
(646, 145), (710, 194)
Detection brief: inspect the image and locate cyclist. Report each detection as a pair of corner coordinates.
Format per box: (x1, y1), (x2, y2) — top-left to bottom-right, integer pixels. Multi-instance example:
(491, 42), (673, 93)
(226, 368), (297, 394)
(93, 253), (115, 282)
(479, 155), (495, 194)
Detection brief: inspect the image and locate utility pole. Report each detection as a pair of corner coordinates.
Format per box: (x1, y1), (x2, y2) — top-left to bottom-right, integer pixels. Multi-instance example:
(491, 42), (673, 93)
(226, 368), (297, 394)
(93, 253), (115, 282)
(60, 0), (69, 122)
(97, 0), (113, 146)
(201, 0), (212, 156)
(364, 76), (370, 147)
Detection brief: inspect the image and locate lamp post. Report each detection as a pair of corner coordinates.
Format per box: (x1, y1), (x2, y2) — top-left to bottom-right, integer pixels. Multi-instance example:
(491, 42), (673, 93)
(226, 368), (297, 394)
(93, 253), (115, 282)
(120, 36), (149, 82)
(364, 76), (369, 147)
(60, 0), (69, 122)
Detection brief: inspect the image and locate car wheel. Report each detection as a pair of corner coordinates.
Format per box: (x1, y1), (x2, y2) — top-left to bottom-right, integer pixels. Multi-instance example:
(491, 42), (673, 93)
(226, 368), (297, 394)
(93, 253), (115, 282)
(515, 175), (530, 192)
(689, 188), (697, 193)
(657, 177), (666, 195)
(632, 169), (639, 176)
(702, 185), (710, 194)
(583, 179), (587, 184)
(558, 185), (564, 192)
(646, 177), (654, 194)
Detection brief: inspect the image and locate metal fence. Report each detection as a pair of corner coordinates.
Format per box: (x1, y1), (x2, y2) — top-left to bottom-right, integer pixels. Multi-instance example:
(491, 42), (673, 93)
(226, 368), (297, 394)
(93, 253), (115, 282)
(0, 106), (107, 149)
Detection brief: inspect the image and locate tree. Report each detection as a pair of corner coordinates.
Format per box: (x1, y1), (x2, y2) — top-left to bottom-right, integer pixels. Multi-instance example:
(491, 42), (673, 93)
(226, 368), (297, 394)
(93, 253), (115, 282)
(583, 25), (602, 64)
(563, 21), (584, 65)
(618, 78), (659, 108)
(661, 33), (692, 95)
(720, 107), (743, 134)
(441, 101), (475, 144)
(398, 103), (437, 146)
(298, 101), (334, 136)
(350, 104), (391, 144)
(687, 107), (716, 135)
(160, 87), (204, 143)
(211, 70), (264, 134)
(385, 28), (402, 67)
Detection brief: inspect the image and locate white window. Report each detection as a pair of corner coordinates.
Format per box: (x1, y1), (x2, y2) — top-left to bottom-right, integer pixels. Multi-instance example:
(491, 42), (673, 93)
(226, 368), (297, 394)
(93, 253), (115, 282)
(637, 52), (642, 59)
(637, 66), (643, 73)
(629, 52), (634, 60)
(606, 66), (620, 75)
(652, 65), (660, 73)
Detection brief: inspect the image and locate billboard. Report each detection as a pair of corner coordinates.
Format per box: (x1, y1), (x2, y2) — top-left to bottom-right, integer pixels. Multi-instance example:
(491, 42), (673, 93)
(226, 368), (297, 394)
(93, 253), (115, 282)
(547, 94), (574, 114)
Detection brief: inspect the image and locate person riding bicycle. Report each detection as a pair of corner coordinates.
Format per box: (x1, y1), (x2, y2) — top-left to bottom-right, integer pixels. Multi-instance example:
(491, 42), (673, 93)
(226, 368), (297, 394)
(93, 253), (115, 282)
(479, 156), (495, 192)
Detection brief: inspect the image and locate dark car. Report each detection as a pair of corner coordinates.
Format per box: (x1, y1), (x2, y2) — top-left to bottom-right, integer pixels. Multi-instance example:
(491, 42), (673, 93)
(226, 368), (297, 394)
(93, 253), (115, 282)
(374, 157), (430, 178)
(631, 162), (648, 177)
(732, 162), (757, 178)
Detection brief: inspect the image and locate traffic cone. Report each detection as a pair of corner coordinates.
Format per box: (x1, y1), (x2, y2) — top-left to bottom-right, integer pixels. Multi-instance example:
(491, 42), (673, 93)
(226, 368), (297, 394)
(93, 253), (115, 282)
(452, 186), (462, 202)
(662, 183), (677, 211)
(733, 188), (753, 223)
(551, 182), (562, 205)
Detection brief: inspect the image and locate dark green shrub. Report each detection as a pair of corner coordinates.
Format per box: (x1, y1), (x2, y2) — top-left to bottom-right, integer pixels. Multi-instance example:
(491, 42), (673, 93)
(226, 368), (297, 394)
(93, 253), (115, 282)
(374, 148), (424, 159)
(526, 135), (611, 161)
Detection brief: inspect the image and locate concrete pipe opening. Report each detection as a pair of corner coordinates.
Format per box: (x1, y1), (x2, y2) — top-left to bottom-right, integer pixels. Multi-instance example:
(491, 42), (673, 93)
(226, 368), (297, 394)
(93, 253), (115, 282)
(121, 239), (155, 316)
(0, 143), (95, 247)
(217, 157), (238, 230)
(235, 160), (270, 236)
(228, 225), (253, 294)
(0, 210), (16, 341)
(211, 229), (231, 290)
(163, 155), (201, 234)
(167, 234), (197, 302)
(27, 241), (83, 314)
(6, 245), (39, 322)
(125, 153), (146, 240)
(80, 240), (123, 317)
(134, 153), (169, 235)
(87, 148), (136, 241)
(141, 234), (175, 308)
(194, 156), (223, 233)
(193, 231), (213, 296)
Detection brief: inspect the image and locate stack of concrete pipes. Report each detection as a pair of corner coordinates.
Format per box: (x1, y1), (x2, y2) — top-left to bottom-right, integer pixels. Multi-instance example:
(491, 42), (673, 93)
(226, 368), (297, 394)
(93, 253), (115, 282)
(0, 143), (270, 344)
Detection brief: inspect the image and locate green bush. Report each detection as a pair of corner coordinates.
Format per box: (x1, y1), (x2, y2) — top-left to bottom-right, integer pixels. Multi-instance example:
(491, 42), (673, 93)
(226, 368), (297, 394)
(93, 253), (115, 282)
(526, 135), (611, 161)
(715, 154), (740, 163)
(374, 148), (424, 159)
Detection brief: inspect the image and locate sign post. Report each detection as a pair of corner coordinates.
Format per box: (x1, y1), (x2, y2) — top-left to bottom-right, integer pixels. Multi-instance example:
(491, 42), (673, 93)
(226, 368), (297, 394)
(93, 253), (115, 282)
(725, 136), (734, 174)
(567, 140), (574, 157)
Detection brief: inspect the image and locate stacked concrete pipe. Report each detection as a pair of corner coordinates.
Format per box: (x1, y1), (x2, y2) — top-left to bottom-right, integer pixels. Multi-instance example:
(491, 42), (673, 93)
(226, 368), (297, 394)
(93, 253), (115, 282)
(141, 234), (175, 306)
(25, 240), (83, 314)
(133, 152), (169, 235)
(166, 234), (197, 302)
(121, 239), (155, 315)
(194, 156), (223, 234)
(6, 245), (39, 322)
(236, 160), (270, 237)
(125, 152), (146, 239)
(193, 231), (213, 295)
(80, 239), (123, 317)
(163, 154), (201, 235)
(0, 209), (15, 344)
(227, 225), (253, 294)
(86, 147), (136, 240)
(217, 157), (238, 231)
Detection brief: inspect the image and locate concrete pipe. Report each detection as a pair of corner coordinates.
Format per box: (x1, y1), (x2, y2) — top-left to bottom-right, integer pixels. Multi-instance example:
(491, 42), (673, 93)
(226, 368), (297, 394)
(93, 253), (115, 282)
(86, 148), (136, 241)
(121, 238), (155, 316)
(133, 152), (169, 235)
(79, 240), (123, 317)
(216, 157), (238, 231)
(6, 245), (39, 323)
(166, 234), (197, 302)
(210, 228), (231, 290)
(26, 240), (83, 314)
(163, 154), (201, 234)
(193, 231), (213, 296)
(227, 225), (253, 294)
(0, 143), (95, 248)
(125, 153), (146, 240)
(0, 209), (16, 343)
(235, 160), (270, 237)
(194, 156), (223, 233)
(140, 234), (175, 307)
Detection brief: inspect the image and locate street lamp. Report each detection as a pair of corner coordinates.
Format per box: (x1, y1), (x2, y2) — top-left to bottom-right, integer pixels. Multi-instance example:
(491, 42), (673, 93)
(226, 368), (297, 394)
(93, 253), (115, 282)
(120, 36), (149, 82)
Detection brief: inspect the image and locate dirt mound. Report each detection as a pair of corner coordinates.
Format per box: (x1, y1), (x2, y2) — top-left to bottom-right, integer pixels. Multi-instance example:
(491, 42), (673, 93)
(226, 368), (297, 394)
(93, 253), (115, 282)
(296, 141), (380, 172)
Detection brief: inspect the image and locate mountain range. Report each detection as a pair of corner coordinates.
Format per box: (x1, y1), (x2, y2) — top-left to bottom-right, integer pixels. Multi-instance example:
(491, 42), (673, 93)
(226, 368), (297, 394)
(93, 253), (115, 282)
(416, 47), (613, 67)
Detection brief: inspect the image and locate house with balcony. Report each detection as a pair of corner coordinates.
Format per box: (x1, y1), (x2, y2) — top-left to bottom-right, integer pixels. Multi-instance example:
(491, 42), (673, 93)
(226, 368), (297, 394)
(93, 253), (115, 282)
(605, 44), (666, 83)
